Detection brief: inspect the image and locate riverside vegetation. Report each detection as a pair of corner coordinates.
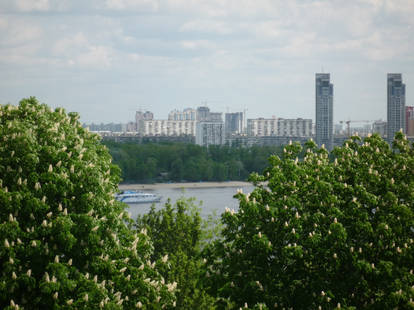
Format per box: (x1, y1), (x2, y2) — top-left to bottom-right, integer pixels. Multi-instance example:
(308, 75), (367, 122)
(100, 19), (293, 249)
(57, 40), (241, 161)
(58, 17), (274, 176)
(103, 141), (284, 183)
(1, 97), (413, 309)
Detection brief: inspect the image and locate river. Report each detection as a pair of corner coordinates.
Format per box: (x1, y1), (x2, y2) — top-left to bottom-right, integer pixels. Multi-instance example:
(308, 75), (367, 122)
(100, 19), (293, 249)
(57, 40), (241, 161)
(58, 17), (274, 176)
(126, 185), (255, 220)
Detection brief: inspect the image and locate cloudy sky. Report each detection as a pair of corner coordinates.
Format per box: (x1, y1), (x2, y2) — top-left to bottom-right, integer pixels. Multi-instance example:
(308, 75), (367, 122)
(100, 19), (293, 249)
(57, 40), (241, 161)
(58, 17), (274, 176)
(0, 0), (413, 123)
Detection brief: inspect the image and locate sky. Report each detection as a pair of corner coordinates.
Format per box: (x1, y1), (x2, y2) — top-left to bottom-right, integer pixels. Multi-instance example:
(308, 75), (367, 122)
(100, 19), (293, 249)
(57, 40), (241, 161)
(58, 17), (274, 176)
(0, 0), (413, 124)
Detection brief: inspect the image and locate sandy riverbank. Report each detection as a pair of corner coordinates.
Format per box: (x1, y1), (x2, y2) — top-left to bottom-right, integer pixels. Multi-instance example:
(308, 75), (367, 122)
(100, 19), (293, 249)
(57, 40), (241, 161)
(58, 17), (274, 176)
(119, 181), (251, 191)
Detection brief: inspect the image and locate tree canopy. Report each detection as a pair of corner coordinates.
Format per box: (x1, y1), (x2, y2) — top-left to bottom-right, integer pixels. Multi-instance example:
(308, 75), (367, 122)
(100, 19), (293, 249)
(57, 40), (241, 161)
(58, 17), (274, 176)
(0, 98), (175, 309)
(103, 141), (283, 183)
(204, 133), (414, 309)
(135, 197), (219, 309)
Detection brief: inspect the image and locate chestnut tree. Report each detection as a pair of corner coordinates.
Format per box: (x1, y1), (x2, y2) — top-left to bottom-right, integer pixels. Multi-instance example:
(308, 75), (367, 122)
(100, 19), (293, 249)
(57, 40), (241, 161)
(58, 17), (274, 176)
(0, 98), (176, 309)
(204, 133), (414, 309)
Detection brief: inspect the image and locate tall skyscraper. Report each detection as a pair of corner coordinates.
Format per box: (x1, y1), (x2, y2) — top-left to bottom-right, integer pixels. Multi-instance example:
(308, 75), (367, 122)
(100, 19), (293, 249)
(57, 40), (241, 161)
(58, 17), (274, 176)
(315, 73), (333, 150)
(387, 73), (406, 140)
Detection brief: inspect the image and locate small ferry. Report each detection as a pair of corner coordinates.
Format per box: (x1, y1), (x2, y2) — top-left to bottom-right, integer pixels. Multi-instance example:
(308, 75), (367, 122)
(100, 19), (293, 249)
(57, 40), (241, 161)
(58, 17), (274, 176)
(115, 190), (162, 204)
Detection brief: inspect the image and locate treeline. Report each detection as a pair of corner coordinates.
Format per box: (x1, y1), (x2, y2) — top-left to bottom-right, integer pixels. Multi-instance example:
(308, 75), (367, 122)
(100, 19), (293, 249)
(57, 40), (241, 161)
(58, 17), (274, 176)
(103, 141), (284, 183)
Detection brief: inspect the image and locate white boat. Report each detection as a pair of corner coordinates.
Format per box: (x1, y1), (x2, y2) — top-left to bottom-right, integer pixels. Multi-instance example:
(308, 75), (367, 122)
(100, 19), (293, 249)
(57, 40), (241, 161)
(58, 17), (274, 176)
(115, 190), (162, 204)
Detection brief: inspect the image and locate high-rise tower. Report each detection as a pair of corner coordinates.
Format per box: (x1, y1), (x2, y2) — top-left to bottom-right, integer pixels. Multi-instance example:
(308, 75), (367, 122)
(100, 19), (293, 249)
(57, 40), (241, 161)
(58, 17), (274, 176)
(225, 112), (244, 136)
(387, 73), (406, 140)
(315, 73), (333, 150)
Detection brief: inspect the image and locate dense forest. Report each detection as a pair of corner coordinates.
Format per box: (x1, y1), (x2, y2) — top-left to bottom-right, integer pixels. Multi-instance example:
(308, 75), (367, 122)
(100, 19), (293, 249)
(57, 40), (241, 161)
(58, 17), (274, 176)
(103, 141), (284, 183)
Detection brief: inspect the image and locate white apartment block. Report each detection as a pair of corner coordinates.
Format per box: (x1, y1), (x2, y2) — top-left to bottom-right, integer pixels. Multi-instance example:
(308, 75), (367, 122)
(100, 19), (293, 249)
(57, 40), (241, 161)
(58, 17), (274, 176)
(141, 120), (197, 136)
(247, 118), (312, 137)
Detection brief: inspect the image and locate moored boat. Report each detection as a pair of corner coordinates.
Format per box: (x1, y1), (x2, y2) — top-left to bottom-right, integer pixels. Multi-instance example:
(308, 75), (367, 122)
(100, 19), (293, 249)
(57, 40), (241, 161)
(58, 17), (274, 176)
(115, 190), (162, 204)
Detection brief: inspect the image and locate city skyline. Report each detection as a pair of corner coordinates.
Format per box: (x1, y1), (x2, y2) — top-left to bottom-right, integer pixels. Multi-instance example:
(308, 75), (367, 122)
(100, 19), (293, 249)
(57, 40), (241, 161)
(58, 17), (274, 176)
(1, 1), (413, 123)
(87, 70), (409, 127)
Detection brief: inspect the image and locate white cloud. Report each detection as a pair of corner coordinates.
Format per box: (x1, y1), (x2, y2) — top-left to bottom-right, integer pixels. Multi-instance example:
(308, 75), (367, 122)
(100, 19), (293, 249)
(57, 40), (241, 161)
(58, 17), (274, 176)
(250, 20), (289, 39)
(105, 0), (159, 11)
(76, 46), (113, 67)
(0, 18), (7, 30)
(166, 0), (285, 18)
(180, 40), (215, 50)
(15, 0), (50, 11)
(53, 33), (88, 54)
(0, 44), (46, 66)
(0, 0), (70, 13)
(384, 0), (414, 13)
(166, 0), (229, 17)
(0, 18), (43, 47)
(53, 33), (114, 68)
(280, 32), (318, 58)
(0, 17), (44, 65)
(180, 20), (233, 35)
(127, 53), (141, 62)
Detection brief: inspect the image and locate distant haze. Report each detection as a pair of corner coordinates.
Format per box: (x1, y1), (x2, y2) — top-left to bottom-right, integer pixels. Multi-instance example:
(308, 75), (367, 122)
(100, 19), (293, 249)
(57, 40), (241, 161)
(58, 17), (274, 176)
(0, 0), (413, 123)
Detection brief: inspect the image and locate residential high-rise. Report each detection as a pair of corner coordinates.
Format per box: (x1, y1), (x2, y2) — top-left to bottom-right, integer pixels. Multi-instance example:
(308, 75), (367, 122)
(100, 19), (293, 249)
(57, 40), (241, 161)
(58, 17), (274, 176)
(406, 106), (414, 136)
(195, 122), (225, 146)
(168, 108), (196, 121)
(246, 117), (312, 137)
(142, 119), (196, 136)
(225, 112), (244, 136)
(196, 106), (210, 121)
(315, 73), (333, 150)
(194, 106), (224, 145)
(135, 111), (153, 122)
(387, 73), (406, 140)
(135, 111), (154, 133)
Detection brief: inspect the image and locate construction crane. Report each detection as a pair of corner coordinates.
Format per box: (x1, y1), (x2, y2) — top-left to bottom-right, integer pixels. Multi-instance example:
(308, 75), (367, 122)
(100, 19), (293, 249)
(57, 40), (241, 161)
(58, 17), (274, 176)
(339, 120), (373, 137)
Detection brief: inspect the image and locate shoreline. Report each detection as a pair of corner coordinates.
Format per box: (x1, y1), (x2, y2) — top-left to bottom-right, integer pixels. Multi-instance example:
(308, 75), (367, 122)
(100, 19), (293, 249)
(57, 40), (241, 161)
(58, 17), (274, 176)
(119, 181), (251, 191)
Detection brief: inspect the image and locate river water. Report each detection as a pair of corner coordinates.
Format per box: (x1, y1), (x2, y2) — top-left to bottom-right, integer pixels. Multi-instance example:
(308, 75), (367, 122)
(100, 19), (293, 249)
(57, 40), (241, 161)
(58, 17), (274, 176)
(126, 185), (255, 220)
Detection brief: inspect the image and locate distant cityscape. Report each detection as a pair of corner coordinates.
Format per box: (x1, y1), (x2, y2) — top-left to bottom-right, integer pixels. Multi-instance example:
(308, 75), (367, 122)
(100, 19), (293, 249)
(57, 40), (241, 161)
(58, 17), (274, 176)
(86, 73), (413, 148)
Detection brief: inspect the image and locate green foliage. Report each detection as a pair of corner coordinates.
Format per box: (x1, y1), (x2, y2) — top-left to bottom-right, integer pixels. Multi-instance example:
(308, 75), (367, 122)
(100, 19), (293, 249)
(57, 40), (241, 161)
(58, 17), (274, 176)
(0, 98), (175, 309)
(135, 197), (218, 309)
(204, 134), (414, 309)
(103, 141), (283, 183)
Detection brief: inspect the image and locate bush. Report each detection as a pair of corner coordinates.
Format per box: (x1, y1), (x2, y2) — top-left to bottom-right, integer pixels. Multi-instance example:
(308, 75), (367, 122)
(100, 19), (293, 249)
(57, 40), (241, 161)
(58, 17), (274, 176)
(204, 134), (414, 309)
(0, 98), (175, 309)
